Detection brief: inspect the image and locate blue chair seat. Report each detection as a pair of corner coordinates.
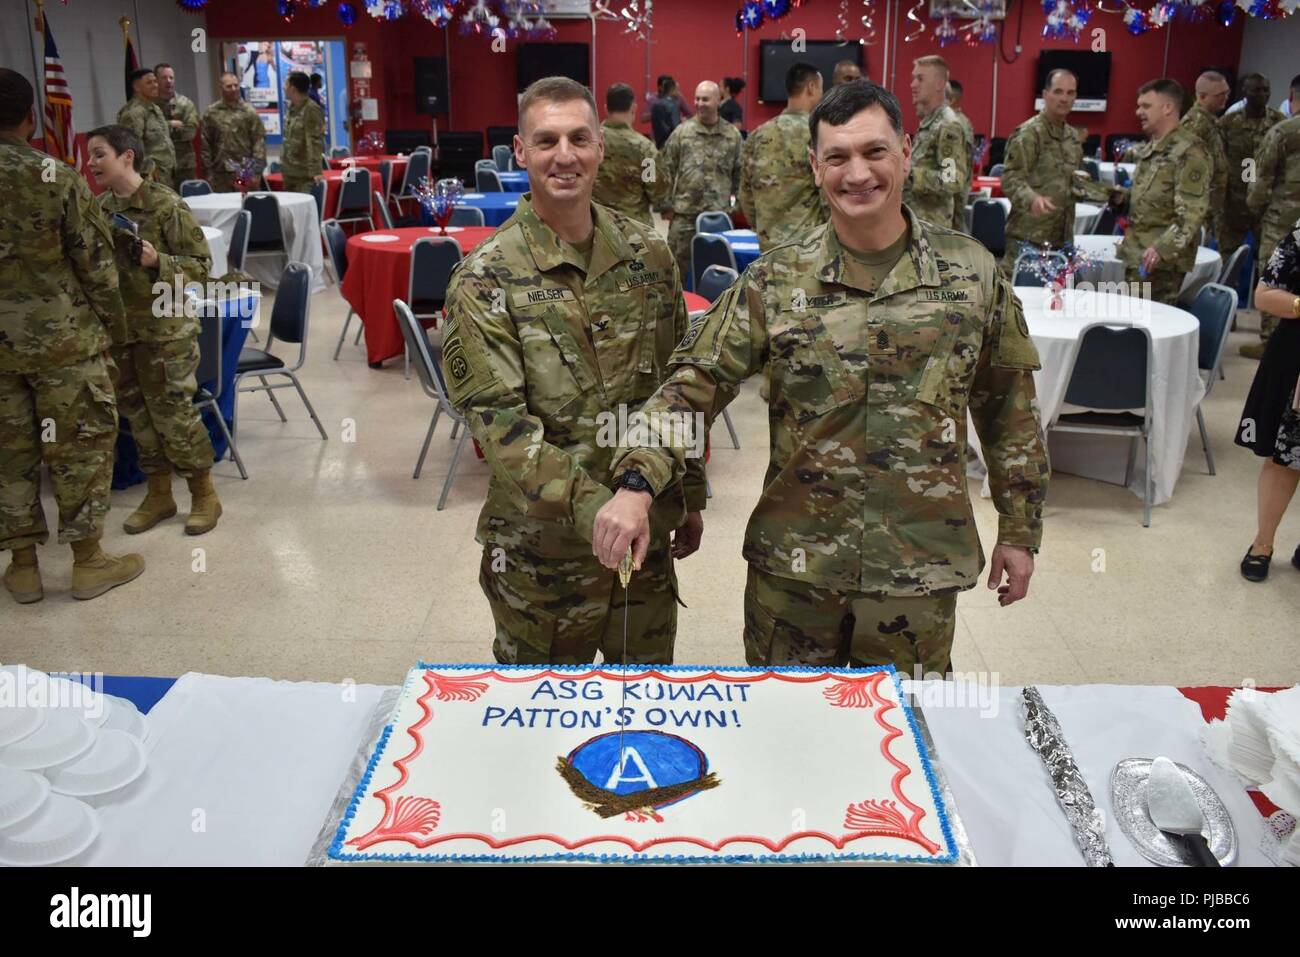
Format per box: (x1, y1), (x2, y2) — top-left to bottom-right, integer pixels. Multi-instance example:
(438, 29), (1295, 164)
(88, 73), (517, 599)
(237, 348), (285, 373)
(1056, 410), (1144, 429)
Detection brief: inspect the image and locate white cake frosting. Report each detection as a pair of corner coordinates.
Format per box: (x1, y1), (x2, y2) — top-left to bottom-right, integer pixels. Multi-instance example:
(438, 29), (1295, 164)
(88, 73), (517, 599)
(330, 664), (957, 864)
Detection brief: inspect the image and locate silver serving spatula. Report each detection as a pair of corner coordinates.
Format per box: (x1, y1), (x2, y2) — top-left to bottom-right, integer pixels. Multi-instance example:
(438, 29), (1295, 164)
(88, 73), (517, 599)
(1147, 757), (1220, 867)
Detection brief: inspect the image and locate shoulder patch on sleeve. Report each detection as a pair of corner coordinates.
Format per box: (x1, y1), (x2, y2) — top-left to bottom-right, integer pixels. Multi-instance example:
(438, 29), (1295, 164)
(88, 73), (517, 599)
(991, 284), (1041, 370)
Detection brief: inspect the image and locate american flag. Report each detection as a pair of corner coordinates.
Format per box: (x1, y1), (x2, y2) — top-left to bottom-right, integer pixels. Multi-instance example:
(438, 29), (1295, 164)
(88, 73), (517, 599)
(40, 15), (80, 168)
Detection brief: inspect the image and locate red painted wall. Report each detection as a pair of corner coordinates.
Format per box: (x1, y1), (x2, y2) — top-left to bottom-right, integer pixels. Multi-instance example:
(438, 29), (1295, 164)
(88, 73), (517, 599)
(203, 1), (1245, 150)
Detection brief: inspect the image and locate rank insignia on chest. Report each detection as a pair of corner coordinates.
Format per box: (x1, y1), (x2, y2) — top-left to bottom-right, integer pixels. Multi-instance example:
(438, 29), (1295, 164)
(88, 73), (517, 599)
(867, 322), (896, 355)
(512, 287), (577, 307)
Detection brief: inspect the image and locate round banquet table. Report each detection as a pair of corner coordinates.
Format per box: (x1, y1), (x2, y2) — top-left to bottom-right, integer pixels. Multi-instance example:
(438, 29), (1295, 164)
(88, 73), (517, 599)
(720, 228), (760, 273)
(972, 175), (1003, 197)
(201, 226), (228, 278)
(452, 192), (522, 227)
(327, 154), (410, 182)
(183, 191), (324, 290)
(265, 169), (388, 229)
(1096, 161), (1136, 186)
(968, 286), (1205, 506)
(1071, 234), (1221, 294)
(340, 226), (496, 365)
(498, 170), (529, 191)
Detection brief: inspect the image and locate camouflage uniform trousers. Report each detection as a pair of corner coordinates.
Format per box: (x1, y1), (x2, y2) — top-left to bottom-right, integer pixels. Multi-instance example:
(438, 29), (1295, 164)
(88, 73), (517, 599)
(743, 566), (959, 674)
(479, 538), (680, 665)
(110, 339), (214, 478)
(0, 354), (119, 551)
(1124, 265), (1185, 307)
(666, 215), (701, 287)
(172, 163), (198, 193)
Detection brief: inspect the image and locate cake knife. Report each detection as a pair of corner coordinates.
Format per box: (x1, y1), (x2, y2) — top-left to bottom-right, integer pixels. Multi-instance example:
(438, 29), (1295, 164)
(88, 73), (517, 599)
(615, 547), (634, 775)
(1147, 756), (1221, 867)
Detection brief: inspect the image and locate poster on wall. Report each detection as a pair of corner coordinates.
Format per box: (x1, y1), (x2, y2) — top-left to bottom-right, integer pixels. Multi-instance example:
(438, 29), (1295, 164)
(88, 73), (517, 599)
(224, 40), (349, 153)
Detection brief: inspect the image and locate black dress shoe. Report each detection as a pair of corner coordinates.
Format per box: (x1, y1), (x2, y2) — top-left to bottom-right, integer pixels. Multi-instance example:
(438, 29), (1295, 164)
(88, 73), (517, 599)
(1241, 548), (1271, 582)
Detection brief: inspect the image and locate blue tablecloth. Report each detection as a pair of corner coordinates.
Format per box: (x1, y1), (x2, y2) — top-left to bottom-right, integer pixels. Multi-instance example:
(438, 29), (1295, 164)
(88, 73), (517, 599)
(101, 675), (177, 714)
(722, 229), (760, 272)
(429, 192), (521, 227)
(498, 170), (529, 191)
(112, 295), (257, 490)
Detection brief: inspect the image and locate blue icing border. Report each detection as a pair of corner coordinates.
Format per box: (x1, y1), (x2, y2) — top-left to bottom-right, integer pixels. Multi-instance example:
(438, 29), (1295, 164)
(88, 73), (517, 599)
(328, 663), (958, 865)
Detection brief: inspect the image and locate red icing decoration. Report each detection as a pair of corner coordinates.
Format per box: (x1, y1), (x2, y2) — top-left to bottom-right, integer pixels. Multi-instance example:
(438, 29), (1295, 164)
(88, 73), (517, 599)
(350, 668), (941, 857)
(823, 677), (876, 708)
(624, 809), (665, 823)
(428, 673), (490, 702)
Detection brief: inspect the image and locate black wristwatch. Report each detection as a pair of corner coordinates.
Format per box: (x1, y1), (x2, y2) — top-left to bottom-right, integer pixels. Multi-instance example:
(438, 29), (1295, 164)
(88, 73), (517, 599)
(614, 470), (655, 496)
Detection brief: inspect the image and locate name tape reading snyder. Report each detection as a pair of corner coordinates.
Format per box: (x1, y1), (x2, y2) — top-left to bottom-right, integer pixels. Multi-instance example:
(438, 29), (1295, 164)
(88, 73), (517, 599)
(480, 679), (753, 731)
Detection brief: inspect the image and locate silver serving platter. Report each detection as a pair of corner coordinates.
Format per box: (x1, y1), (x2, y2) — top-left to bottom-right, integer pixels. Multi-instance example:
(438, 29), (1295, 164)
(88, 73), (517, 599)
(1111, 758), (1237, 867)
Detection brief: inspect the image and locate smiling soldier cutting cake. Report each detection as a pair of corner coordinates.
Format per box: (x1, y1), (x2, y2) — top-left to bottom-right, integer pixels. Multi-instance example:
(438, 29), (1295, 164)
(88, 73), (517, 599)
(442, 78), (706, 666)
(592, 80), (1050, 675)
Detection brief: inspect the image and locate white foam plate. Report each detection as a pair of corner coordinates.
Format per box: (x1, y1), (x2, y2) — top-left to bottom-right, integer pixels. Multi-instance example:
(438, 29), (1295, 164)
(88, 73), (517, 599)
(0, 709), (94, 771)
(359, 234), (400, 243)
(0, 767), (50, 830)
(0, 793), (98, 866)
(0, 703), (44, 749)
(45, 729), (146, 799)
(100, 695), (147, 741)
(42, 676), (108, 727)
(427, 226), (464, 233)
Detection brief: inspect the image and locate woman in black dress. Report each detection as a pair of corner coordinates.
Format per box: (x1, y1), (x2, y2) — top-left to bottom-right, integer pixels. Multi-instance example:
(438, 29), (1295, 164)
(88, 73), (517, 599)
(1236, 220), (1300, 580)
(719, 77), (745, 128)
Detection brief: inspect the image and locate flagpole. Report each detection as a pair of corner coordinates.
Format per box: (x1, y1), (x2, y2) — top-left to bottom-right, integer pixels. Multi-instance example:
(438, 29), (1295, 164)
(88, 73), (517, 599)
(28, 0), (46, 140)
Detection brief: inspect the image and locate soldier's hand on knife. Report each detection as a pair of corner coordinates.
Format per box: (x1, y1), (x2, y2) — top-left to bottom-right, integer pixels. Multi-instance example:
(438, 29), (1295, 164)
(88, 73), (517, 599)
(593, 489), (652, 570)
(1029, 195), (1058, 217)
(987, 544), (1034, 607)
(671, 511), (703, 560)
(1141, 246), (1161, 273)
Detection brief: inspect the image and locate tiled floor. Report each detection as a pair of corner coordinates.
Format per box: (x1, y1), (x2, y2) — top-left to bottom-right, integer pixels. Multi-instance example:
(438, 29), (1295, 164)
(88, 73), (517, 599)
(3, 284), (1296, 689)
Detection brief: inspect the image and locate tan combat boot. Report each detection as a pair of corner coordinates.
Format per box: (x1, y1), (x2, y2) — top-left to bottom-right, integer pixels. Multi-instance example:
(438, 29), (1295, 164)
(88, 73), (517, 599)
(123, 472), (178, 534)
(70, 539), (145, 600)
(3, 545), (43, 604)
(185, 470), (222, 536)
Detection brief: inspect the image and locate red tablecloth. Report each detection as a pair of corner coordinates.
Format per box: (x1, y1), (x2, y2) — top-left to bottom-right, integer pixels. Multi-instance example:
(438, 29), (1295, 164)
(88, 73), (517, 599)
(1178, 686), (1285, 819)
(340, 226), (495, 364)
(328, 154), (410, 178)
(973, 175), (1003, 197)
(683, 291), (709, 315)
(266, 169), (391, 227)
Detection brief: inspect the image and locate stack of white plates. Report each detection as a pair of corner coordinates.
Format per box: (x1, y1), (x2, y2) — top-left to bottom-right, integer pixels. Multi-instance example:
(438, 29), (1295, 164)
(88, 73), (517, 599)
(0, 665), (148, 865)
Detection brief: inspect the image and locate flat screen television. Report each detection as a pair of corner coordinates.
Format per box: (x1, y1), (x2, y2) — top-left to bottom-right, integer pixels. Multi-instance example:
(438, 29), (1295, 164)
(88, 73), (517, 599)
(1034, 50), (1112, 113)
(759, 40), (863, 104)
(517, 43), (590, 92)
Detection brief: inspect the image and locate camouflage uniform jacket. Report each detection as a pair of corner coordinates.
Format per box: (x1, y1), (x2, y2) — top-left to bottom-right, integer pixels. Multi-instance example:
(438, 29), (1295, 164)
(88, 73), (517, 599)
(0, 134), (125, 374)
(612, 208), (1049, 596)
(1179, 102), (1227, 228)
(443, 194), (707, 558)
(1114, 126), (1211, 272)
(591, 120), (664, 225)
(116, 96), (176, 181)
(160, 93), (200, 175)
(97, 179), (211, 344)
(1247, 115), (1300, 248)
(201, 99), (267, 184)
(1219, 107), (1284, 208)
(1001, 111), (1113, 248)
(952, 110), (975, 231)
(738, 107), (827, 251)
(656, 115), (742, 216)
(280, 98), (325, 182)
(903, 104), (968, 229)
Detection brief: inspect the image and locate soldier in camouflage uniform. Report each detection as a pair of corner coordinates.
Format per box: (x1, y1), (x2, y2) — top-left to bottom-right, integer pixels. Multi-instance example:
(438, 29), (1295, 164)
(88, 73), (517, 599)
(0, 71), (144, 603)
(657, 81), (743, 282)
(591, 83), (665, 226)
(1180, 71), (1230, 242)
(116, 69), (175, 186)
(904, 56), (968, 231)
(739, 62), (827, 252)
(443, 78), (706, 665)
(87, 126), (222, 537)
(1218, 75), (1284, 258)
(1113, 80), (1212, 306)
(946, 80), (975, 232)
(594, 81), (1048, 674)
(1001, 69), (1117, 273)
(202, 73), (268, 193)
(1240, 78), (1296, 356)
(155, 64), (199, 191)
(280, 72), (325, 194)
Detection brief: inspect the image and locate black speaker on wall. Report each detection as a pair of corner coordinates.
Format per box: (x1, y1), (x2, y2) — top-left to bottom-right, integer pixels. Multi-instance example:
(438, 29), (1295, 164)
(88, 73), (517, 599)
(414, 57), (448, 115)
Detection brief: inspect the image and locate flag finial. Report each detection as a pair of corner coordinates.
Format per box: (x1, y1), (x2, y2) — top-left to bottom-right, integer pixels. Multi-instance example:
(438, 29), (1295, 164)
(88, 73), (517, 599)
(119, 16), (132, 36)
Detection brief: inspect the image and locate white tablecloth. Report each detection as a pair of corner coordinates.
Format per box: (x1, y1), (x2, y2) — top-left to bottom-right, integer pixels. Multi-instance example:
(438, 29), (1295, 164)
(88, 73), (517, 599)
(1097, 161), (1137, 186)
(69, 673), (1273, 866)
(201, 226), (227, 279)
(183, 192), (324, 291)
(970, 287), (1206, 505)
(1072, 234), (1222, 295)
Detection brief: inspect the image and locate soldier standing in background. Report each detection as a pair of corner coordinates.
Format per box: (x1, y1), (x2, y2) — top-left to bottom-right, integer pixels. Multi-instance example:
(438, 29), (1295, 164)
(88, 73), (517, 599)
(1218, 74), (1284, 262)
(280, 72), (324, 194)
(0, 71), (144, 603)
(945, 80), (974, 231)
(832, 60), (862, 87)
(443, 78), (706, 665)
(657, 80), (743, 282)
(1113, 79), (1211, 306)
(591, 83), (664, 226)
(1001, 69), (1117, 273)
(1247, 76), (1300, 358)
(904, 56), (968, 229)
(117, 68), (175, 186)
(593, 80), (1048, 674)
(155, 63), (199, 191)
(88, 125), (222, 538)
(1180, 71), (1230, 243)
(739, 62), (826, 253)
(201, 72), (267, 193)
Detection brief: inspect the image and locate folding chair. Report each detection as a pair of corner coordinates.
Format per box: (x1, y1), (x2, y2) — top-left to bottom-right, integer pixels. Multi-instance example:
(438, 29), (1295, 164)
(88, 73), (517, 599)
(333, 167), (375, 232)
(691, 233), (738, 294)
(1187, 283), (1237, 475)
(180, 179), (212, 197)
(694, 211), (733, 234)
(405, 237), (462, 379)
(194, 300), (248, 480)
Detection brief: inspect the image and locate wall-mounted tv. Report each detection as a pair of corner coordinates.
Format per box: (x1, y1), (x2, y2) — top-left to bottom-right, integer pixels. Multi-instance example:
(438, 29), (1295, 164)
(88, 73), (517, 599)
(517, 43), (590, 93)
(759, 40), (863, 104)
(1034, 50), (1113, 113)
